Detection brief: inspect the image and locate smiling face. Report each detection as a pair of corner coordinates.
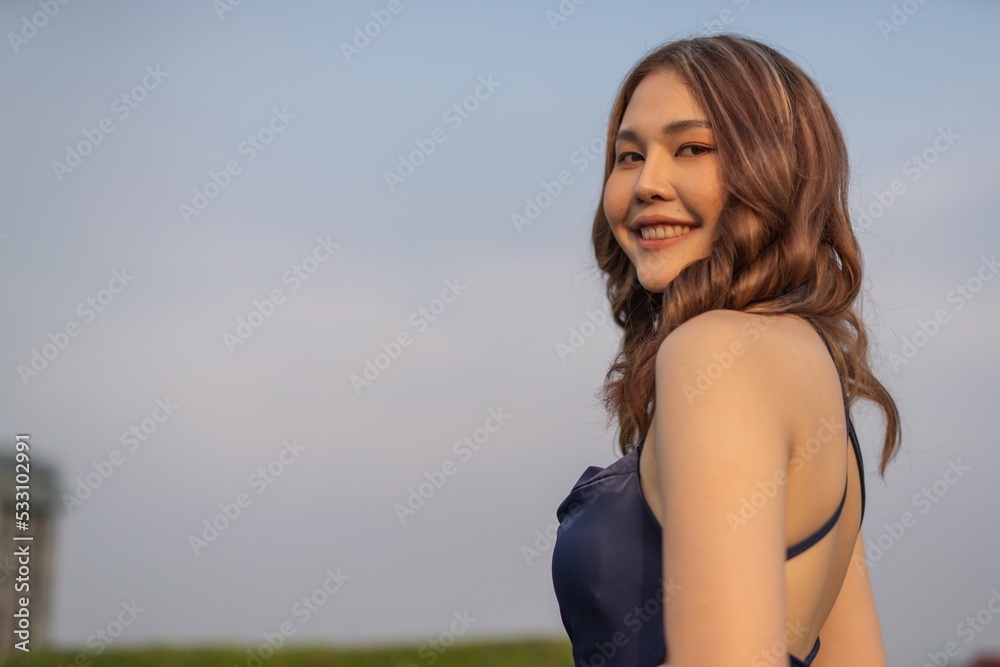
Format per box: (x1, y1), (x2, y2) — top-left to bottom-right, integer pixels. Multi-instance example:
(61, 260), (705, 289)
(603, 68), (726, 293)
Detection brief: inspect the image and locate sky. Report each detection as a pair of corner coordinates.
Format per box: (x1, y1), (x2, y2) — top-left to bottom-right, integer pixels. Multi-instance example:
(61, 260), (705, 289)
(1, 1), (999, 665)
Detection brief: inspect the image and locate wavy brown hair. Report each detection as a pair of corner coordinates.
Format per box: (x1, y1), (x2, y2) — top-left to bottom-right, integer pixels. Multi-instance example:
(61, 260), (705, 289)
(593, 33), (901, 478)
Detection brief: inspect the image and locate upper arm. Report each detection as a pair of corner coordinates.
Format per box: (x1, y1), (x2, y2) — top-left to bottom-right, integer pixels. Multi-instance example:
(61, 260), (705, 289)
(810, 528), (889, 667)
(653, 310), (794, 666)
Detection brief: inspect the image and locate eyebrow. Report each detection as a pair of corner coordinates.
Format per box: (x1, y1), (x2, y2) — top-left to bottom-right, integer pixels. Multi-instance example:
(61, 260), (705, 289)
(615, 119), (712, 144)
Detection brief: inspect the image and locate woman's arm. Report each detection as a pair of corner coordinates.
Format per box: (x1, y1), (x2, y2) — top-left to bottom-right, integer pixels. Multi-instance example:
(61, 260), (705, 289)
(810, 528), (889, 667)
(653, 310), (793, 666)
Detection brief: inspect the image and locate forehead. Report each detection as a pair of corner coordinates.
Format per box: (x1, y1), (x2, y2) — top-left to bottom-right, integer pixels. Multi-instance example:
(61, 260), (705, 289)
(621, 69), (705, 127)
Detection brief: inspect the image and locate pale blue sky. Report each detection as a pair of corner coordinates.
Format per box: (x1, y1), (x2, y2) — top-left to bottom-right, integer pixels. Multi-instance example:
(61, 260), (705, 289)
(1, 1), (999, 665)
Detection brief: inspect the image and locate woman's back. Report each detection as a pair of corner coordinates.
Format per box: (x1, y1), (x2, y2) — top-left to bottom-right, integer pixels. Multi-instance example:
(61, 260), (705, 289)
(551, 313), (867, 665)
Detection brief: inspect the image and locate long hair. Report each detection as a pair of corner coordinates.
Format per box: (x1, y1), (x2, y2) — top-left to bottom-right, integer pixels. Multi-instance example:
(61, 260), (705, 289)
(593, 33), (901, 478)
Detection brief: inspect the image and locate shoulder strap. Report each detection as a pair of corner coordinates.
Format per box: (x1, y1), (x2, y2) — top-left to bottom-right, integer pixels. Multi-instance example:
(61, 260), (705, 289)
(804, 316), (867, 524)
(846, 408), (867, 522)
(786, 480), (848, 559)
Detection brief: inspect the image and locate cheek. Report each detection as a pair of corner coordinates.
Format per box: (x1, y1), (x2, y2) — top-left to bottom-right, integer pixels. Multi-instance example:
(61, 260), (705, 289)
(684, 171), (724, 222)
(603, 176), (629, 223)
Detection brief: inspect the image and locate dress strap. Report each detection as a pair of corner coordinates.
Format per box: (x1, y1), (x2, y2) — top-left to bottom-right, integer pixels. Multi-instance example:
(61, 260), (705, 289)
(804, 315), (867, 522)
(803, 316), (835, 358)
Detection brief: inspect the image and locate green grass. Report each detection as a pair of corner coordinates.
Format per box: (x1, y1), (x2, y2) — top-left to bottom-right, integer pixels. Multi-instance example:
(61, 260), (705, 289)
(0, 636), (574, 667)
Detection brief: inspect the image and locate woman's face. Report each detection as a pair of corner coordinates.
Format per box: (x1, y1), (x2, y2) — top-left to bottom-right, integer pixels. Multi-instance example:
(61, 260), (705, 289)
(603, 68), (725, 293)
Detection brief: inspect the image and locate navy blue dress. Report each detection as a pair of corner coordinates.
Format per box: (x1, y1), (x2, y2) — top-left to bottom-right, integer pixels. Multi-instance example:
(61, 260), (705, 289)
(550, 328), (867, 666)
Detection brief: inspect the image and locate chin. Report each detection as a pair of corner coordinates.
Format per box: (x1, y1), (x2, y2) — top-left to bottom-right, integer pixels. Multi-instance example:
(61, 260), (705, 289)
(637, 274), (673, 294)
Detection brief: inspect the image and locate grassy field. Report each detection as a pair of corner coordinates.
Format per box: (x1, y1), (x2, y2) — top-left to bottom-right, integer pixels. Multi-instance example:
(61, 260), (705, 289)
(0, 636), (575, 667)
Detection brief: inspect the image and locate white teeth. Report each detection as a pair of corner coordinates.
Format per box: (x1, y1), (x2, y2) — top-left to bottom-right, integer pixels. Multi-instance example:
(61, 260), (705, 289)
(639, 224), (696, 240)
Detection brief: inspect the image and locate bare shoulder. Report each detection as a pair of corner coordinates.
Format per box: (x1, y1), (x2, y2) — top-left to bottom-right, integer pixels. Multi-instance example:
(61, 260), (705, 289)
(652, 310), (806, 455)
(655, 310), (836, 425)
(656, 309), (815, 376)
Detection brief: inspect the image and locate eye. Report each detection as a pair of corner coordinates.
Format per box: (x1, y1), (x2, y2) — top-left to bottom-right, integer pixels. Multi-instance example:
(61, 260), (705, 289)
(615, 151), (642, 165)
(678, 144), (712, 157)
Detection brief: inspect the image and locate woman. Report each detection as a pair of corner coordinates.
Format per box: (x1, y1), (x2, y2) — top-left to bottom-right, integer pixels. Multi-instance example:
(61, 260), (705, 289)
(550, 34), (901, 667)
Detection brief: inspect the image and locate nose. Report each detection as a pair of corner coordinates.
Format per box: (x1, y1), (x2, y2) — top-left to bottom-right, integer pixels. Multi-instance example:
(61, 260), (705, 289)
(633, 155), (676, 203)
